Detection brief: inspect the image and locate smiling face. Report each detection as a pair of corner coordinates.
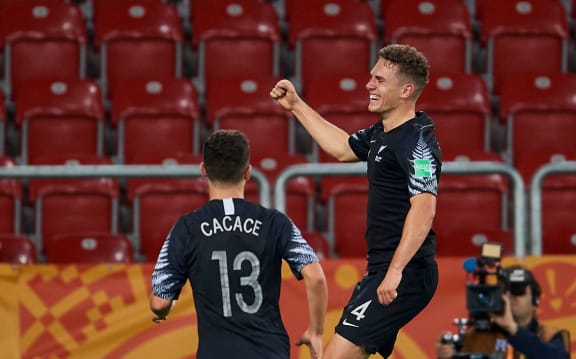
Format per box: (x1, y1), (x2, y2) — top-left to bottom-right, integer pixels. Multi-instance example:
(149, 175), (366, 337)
(366, 59), (413, 117)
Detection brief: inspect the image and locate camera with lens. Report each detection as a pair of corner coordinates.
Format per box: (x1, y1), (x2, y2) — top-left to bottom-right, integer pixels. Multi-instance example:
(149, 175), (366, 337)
(464, 242), (505, 330)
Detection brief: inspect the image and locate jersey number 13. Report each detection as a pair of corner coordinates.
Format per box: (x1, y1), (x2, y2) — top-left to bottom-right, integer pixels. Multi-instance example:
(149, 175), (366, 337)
(211, 250), (263, 317)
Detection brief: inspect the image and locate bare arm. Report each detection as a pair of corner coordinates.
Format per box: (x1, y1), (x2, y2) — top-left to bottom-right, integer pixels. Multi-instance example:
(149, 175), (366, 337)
(270, 79), (357, 162)
(296, 262), (328, 359)
(377, 193), (436, 305)
(149, 294), (174, 323)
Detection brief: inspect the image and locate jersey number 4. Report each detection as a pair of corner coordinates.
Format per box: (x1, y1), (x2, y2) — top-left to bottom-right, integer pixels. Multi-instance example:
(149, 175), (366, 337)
(211, 250), (263, 317)
(350, 300), (372, 321)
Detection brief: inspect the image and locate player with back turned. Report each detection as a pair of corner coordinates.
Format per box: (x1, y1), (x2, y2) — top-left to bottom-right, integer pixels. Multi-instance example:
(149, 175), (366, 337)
(149, 130), (328, 359)
(271, 44), (442, 358)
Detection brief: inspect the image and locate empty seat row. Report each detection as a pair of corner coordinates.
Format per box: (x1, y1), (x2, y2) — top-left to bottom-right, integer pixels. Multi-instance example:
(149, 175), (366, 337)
(2, 71), (576, 168)
(0, 228), (333, 264)
(0, 0), (574, 104)
(0, 232), (134, 264)
(2, 151), (576, 260)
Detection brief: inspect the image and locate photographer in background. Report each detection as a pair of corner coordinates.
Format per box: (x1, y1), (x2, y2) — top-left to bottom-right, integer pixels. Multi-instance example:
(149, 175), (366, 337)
(435, 265), (570, 359)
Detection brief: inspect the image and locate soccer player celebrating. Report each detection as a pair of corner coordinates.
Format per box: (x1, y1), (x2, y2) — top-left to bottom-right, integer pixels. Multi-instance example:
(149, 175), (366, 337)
(271, 44), (441, 358)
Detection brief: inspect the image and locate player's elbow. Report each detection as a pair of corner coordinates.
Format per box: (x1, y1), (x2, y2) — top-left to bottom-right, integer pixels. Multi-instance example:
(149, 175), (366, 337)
(149, 294), (172, 314)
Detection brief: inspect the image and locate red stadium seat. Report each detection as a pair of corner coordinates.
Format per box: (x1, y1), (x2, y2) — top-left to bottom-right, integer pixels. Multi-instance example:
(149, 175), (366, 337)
(499, 73), (576, 166)
(0, 89), (5, 155)
(28, 155), (119, 253)
(190, 0), (281, 95)
(92, 1), (183, 99)
(435, 229), (514, 257)
(0, 1), (86, 100)
(321, 177), (368, 258)
(288, 0), (377, 91)
(541, 230), (576, 255)
(300, 230), (331, 260)
(44, 232), (134, 263)
(126, 152), (207, 261)
(435, 153), (510, 238)
(304, 74), (379, 162)
(515, 152), (576, 187)
(541, 189), (576, 254)
(516, 152), (576, 254)
(248, 152), (316, 231)
(418, 73), (492, 159)
(110, 78), (201, 163)
(0, 156), (22, 234)
(14, 79), (105, 164)
(0, 0), (61, 10)
(383, 0), (473, 74)
(0, 234), (37, 264)
(478, 0), (569, 94)
(205, 75), (294, 156)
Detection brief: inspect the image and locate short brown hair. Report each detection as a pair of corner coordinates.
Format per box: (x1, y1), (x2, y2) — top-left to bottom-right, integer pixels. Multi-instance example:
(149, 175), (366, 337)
(203, 130), (250, 184)
(378, 44), (429, 99)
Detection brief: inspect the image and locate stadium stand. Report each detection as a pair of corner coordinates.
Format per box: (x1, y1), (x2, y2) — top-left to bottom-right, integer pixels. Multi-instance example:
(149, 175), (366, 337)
(27, 155), (119, 254)
(0, 156), (21, 235)
(110, 78), (201, 163)
(516, 152), (576, 254)
(190, 0), (281, 96)
(383, 0), (473, 74)
(287, 0), (378, 91)
(478, 0), (569, 94)
(435, 229), (514, 257)
(0, 88), (5, 155)
(0, 1), (86, 101)
(205, 75), (295, 156)
(321, 176), (368, 258)
(43, 232), (134, 263)
(435, 152), (511, 246)
(125, 152), (207, 261)
(92, 0), (183, 99)
(0, 234), (37, 264)
(248, 152), (316, 231)
(14, 79), (105, 164)
(498, 72), (576, 165)
(0, 0), (574, 262)
(418, 73), (492, 159)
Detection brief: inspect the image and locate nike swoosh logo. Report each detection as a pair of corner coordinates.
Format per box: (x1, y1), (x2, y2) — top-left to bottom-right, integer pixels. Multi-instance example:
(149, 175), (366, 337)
(342, 319), (359, 328)
(378, 145), (387, 154)
(370, 140), (376, 143)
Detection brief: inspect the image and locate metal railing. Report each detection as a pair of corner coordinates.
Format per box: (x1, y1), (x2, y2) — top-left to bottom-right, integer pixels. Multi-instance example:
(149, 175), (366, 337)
(529, 161), (576, 255)
(0, 164), (271, 207)
(0, 161), (531, 257)
(274, 161), (527, 257)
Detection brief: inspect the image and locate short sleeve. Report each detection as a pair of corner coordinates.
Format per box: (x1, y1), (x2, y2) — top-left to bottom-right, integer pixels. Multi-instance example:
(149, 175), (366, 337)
(348, 127), (374, 161)
(401, 133), (440, 197)
(151, 217), (191, 300)
(279, 216), (319, 280)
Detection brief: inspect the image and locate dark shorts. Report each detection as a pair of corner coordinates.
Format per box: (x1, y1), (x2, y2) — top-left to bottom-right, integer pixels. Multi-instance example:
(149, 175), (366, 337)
(334, 262), (438, 357)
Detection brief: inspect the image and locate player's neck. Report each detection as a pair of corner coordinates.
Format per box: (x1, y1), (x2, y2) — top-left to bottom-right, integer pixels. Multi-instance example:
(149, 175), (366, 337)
(208, 183), (246, 201)
(380, 104), (416, 132)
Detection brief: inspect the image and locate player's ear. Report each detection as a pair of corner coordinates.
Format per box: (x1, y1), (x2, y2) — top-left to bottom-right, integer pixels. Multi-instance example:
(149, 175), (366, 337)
(244, 164), (252, 181)
(200, 162), (208, 177)
(401, 83), (415, 99)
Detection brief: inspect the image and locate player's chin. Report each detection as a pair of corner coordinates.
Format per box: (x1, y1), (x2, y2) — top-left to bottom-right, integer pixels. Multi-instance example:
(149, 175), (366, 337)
(367, 103), (381, 113)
